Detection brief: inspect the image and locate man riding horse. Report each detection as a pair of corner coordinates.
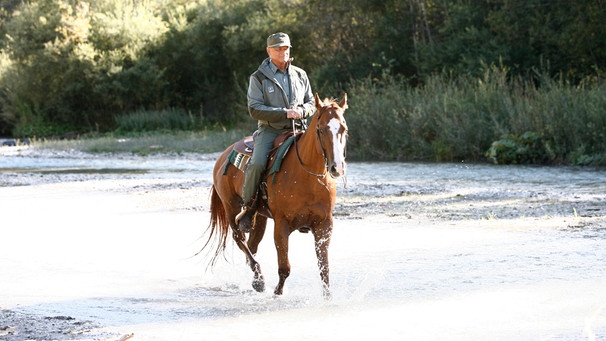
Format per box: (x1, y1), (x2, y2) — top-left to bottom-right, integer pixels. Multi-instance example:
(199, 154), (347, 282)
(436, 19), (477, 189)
(236, 32), (316, 232)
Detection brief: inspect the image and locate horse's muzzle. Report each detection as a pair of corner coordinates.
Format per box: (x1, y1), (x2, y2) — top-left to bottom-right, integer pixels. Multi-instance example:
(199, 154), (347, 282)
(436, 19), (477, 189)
(329, 162), (345, 178)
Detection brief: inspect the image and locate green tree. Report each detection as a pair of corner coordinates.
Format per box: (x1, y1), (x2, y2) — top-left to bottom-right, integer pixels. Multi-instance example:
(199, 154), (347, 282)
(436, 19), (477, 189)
(0, 0), (604, 140)
(486, 0), (606, 80)
(0, 0), (170, 135)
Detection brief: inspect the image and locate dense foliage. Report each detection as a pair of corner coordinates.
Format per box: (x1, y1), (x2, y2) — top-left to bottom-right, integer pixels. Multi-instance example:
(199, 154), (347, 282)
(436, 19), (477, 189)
(346, 69), (606, 164)
(0, 0), (604, 163)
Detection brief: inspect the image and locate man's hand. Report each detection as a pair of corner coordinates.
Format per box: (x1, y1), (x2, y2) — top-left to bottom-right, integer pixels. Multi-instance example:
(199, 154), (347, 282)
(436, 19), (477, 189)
(286, 107), (303, 120)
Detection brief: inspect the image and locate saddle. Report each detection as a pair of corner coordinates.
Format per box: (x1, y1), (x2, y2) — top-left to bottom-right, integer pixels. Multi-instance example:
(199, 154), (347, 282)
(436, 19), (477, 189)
(224, 130), (300, 175)
(233, 132), (256, 155)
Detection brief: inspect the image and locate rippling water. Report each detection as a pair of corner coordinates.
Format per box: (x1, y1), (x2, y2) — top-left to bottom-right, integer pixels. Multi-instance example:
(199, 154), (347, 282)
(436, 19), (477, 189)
(1, 151), (605, 340)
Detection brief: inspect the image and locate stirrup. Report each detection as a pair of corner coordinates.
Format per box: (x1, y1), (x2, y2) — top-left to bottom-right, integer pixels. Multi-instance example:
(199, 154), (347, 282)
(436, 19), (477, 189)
(236, 206), (254, 233)
(235, 207), (248, 225)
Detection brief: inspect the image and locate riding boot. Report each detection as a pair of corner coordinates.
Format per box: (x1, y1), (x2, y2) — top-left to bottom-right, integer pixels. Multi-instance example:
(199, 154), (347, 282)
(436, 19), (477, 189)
(235, 195), (259, 233)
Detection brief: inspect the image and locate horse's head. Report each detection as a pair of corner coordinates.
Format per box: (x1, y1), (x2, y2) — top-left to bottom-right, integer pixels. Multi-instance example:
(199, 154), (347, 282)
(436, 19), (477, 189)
(314, 93), (349, 178)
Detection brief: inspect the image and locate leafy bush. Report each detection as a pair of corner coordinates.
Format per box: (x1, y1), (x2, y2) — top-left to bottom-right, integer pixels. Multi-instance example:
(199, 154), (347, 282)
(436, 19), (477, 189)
(486, 132), (555, 165)
(568, 146), (606, 166)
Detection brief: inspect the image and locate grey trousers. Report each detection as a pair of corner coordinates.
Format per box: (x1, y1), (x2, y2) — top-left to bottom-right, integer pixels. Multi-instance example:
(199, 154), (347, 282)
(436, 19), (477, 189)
(241, 126), (284, 206)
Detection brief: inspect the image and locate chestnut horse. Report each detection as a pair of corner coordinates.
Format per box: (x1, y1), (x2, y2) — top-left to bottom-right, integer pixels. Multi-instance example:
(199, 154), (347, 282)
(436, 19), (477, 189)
(204, 93), (348, 297)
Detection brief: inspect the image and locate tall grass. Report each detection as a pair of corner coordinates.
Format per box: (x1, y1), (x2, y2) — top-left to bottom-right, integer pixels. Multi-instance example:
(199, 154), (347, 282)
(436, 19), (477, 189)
(32, 128), (248, 156)
(345, 67), (606, 164)
(115, 108), (202, 132)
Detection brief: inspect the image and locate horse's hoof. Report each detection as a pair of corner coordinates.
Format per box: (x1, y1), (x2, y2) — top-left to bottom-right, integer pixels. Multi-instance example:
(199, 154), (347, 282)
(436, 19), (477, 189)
(252, 279), (265, 292)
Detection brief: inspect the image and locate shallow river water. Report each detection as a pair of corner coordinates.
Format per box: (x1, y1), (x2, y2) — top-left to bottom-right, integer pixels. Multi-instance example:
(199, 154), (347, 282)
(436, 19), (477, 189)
(1, 148), (605, 340)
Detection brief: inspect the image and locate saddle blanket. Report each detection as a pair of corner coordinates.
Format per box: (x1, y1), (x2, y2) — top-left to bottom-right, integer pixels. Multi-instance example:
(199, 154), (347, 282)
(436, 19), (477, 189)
(224, 135), (296, 178)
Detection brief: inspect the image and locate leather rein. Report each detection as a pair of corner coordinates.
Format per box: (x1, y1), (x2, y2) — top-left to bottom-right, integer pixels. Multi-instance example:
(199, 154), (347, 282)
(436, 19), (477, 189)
(292, 118), (328, 178)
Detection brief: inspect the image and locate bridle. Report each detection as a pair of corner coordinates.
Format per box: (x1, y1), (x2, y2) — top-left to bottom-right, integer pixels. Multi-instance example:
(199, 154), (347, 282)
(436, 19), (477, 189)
(291, 108), (347, 179)
(292, 118), (327, 178)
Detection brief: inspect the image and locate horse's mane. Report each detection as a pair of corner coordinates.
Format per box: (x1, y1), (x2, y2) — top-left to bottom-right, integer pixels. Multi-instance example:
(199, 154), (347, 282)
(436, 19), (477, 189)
(318, 97), (345, 111)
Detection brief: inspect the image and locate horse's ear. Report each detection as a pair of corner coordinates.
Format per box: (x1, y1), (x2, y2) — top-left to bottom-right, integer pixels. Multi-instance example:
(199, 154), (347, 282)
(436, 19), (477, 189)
(314, 93), (322, 110)
(339, 93), (348, 111)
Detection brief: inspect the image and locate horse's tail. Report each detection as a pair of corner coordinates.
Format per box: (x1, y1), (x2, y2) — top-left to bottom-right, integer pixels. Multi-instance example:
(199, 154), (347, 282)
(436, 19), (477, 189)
(201, 185), (231, 267)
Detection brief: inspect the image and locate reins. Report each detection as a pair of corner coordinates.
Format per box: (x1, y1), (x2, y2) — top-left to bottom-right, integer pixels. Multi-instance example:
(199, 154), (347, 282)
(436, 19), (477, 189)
(292, 118), (328, 178)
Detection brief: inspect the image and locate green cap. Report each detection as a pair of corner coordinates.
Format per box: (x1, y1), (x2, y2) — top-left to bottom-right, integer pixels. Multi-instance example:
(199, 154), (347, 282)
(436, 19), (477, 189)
(267, 32), (291, 48)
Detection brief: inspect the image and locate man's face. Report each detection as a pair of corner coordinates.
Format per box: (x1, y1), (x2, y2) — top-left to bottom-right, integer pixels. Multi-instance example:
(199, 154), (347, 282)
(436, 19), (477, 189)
(267, 46), (290, 65)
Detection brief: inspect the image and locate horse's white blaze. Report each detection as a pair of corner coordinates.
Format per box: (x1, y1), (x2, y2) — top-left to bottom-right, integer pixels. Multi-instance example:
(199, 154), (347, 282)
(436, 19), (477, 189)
(328, 117), (346, 174)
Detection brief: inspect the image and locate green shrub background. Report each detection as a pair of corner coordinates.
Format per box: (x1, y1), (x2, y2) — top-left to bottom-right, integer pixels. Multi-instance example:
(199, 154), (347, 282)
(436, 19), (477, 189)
(0, 0), (604, 164)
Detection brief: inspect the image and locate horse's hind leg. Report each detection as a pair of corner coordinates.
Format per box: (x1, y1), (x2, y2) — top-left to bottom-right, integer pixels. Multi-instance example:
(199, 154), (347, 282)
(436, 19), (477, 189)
(231, 228), (265, 292)
(247, 214), (267, 292)
(222, 198), (265, 292)
(247, 214), (267, 255)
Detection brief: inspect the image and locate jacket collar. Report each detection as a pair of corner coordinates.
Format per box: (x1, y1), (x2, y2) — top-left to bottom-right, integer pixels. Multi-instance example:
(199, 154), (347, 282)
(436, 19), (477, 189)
(260, 57), (290, 78)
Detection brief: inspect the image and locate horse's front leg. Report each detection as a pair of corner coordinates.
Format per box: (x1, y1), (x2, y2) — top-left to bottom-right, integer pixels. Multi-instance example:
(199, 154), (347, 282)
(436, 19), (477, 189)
(273, 219), (291, 295)
(313, 219), (333, 298)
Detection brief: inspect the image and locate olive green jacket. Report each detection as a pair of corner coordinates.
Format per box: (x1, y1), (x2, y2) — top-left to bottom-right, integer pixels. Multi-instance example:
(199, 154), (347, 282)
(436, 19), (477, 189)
(247, 57), (315, 130)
